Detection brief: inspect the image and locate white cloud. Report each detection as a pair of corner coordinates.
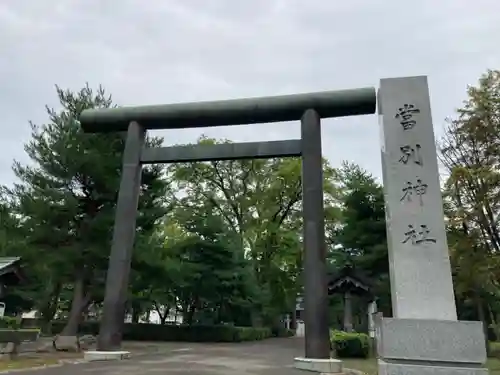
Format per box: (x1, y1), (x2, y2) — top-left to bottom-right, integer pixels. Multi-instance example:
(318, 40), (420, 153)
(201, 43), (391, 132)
(1, 0), (499, 186)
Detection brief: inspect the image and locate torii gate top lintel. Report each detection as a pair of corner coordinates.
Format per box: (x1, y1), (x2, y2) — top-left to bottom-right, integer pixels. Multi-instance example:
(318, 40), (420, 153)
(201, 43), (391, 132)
(79, 87), (376, 133)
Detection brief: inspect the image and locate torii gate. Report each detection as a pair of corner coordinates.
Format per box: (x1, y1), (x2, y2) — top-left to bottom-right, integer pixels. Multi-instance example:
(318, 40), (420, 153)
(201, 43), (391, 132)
(80, 77), (487, 375)
(79, 87), (375, 361)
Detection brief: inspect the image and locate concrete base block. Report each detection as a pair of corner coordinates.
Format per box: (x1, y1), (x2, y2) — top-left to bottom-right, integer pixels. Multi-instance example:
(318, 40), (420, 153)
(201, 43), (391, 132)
(376, 318), (489, 375)
(377, 318), (486, 363)
(378, 360), (488, 375)
(294, 357), (343, 373)
(54, 335), (80, 352)
(84, 350), (131, 362)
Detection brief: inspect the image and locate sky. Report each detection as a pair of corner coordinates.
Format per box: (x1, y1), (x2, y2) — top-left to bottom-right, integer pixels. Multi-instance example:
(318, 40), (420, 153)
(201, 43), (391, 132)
(1, 0), (499, 187)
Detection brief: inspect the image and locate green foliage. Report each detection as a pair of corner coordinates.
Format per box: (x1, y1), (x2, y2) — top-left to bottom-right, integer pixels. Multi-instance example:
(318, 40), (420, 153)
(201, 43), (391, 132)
(0, 317), (21, 329)
(0, 84), (169, 334)
(168, 136), (342, 325)
(120, 324), (272, 343)
(333, 162), (387, 274)
(489, 341), (500, 358)
(0, 329), (40, 345)
(330, 330), (369, 358)
(438, 70), (500, 347)
(165, 208), (258, 326)
(329, 162), (391, 322)
(5, 69), (500, 348)
(48, 320), (271, 342)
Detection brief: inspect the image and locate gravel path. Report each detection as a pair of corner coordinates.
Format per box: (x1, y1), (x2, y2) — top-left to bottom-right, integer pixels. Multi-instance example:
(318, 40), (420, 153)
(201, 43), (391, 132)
(10, 337), (306, 375)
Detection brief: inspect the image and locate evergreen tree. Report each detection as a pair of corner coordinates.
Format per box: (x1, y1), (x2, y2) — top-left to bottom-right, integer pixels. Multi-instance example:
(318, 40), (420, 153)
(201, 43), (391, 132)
(3, 84), (169, 333)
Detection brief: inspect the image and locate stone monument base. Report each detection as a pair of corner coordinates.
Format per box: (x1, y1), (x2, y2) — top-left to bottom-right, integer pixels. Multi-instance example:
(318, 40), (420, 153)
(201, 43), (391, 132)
(377, 318), (488, 375)
(379, 359), (487, 375)
(294, 357), (343, 374)
(84, 350), (131, 362)
(54, 335), (80, 352)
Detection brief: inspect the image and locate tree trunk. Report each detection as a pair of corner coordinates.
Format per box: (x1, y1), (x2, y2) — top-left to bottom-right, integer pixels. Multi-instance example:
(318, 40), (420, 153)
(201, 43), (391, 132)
(39, 281), (62, 332)
(153, 302), (170, 325)
(186, 303), (197, 326)
(131, 301), (141, 323)
(474, 292), (490, 357)
(60, 277), (91, 336)
(160, 309), (170, 325)
(291, 310), (297, 330)
(488, 303), (500, 342)
(131, 310), (139, 323)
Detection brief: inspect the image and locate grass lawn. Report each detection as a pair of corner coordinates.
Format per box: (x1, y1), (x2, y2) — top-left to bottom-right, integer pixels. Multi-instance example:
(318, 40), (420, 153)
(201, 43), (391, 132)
(0, 357), (60, 371)
(342, 358), (500, 375)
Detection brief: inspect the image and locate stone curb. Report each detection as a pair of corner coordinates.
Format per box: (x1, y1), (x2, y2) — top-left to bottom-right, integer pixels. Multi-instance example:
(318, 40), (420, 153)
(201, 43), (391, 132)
(0, 362), (64, 374)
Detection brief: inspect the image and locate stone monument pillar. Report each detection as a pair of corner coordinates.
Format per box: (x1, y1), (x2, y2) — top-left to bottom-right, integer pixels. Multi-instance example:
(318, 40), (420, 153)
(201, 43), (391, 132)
(367, 300), (377, 338)
(377, 76), (488, 375)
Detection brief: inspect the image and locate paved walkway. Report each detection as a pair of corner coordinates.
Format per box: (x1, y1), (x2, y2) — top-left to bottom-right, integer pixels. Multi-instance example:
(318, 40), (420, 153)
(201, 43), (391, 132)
(17, 338), (307, 375)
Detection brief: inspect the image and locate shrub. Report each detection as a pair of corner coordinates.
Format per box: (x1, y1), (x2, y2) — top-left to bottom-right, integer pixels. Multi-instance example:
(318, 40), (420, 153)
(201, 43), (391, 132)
(0, 317), (22, 329)
(330, 330), (369, 358)
(489, 341), (500, 358)
(46, 320), (272, 342)
(233, 327), (272, 341)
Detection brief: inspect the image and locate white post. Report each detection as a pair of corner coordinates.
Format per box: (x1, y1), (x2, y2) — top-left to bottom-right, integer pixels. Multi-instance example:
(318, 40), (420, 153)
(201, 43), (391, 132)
(284, 314), (291, 329)
(377, 76), (487, 375)
(368, 300), (377, 338)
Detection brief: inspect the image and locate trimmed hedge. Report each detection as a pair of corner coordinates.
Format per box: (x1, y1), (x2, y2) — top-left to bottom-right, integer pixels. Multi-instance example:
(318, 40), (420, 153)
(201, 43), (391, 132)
(46, 321), (272, 342)
(330, 330), (369, 358)
(0, 317), (22, 330)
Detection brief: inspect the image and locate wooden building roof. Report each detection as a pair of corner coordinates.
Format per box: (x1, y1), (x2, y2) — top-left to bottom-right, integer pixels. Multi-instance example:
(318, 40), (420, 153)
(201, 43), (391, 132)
(327, 264), (374, 299)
